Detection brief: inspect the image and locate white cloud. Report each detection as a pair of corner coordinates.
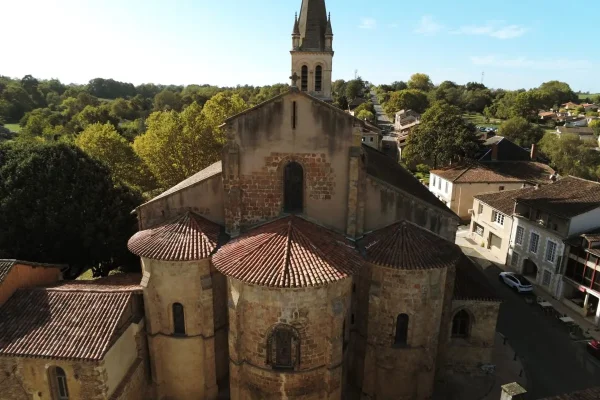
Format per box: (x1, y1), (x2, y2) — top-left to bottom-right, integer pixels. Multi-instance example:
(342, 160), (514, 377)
(453, 22), (527, 39)
(470, 55), (592, 70)
(414, 15), (443, 35)
(359, 18), (377, 30)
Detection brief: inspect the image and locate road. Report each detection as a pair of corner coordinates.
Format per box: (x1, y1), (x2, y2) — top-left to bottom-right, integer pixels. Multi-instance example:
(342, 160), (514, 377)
(369, 90), (392, 128)
(478, 261), (600, 399)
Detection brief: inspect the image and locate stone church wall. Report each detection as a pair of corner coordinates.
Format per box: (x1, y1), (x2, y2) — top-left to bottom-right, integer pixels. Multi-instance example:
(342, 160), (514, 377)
(141, 258), (219, 399)
(445, 300), (500, 374)
(358, 263), (452, 400)
(138, 173), (224, 230)
(223, 93), (357, 234)
(364, 176), (456, 242)
(227, 277), (352, 399)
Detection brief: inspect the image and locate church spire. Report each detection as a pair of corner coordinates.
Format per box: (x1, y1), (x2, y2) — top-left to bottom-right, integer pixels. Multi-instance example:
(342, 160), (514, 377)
(297, 0), (329, 51)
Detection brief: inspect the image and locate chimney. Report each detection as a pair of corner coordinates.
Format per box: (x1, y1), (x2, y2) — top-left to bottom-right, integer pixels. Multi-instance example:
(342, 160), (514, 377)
(530, 143), (537, 160)
(500, 383), (527, 400)
(491, 143), (498, 161)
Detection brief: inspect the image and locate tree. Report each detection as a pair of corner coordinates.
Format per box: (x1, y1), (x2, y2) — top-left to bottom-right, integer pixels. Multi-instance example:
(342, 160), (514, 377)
(356, 110), (375, 122)
(0, 142), (142, 275)
(539, 133), (600, 180)
(75, 123), (157, 192)
(538, 81), (578, 107)
(201, 92), (247, 128)
(498, 117), (544, 147)
(153, 90), (182, 112)
(383, 89), (429, 115)
(590, 120), (600, 137)
(345, 80), (364, 104)
(408, 73), (434, 92)
(404, 102), (481, 168)
(134, 103), (222, 187)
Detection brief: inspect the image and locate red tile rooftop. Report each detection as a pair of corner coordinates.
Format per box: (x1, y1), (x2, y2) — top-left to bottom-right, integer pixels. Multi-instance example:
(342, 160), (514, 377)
(212, 216), (362, 288)
(128, 211), (221, 261)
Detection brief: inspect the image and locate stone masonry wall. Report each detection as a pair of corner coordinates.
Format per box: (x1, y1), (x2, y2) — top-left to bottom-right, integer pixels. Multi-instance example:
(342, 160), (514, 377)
(0, 356), (106, 400)
(228, 277), (352, 399)
(361, 264), (451, 400)
(445, 300), (500, 374)
(224, 152), (336, 229)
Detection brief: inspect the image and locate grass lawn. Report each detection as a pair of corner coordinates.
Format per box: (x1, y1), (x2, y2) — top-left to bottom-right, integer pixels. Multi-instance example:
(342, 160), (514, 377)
(462, 113), (503, 128)
(4, 123), (21, 133)
(578, 93), (599, 100)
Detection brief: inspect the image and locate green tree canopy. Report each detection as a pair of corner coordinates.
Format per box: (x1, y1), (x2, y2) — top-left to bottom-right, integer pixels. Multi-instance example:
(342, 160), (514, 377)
(408, 73), (434, 92)
(384, 89), (429, 115)
(404, 102), (481, 168)
(0, 142), (142, 275)
(498, 117), (544, 147)
(538, 81), (578, 107)
(589, 120), (600, 137)
(356, 110), (375, 122)
(153, 90), (182, 112)
(201, 92), (247, 127)
(75, 123), (157, 192)
(344, 79), (364, 104)
(539, 133), (600, 180)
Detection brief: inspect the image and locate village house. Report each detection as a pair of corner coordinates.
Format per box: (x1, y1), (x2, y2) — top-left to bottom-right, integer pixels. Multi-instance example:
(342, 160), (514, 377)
(556, 126), (596, 142)
(470, 187), (534, 263)
(0, 1), (503, 399)
(507, 177), (600, 308)
(394, 109), (421, 133)
(429, 154), (554, 221)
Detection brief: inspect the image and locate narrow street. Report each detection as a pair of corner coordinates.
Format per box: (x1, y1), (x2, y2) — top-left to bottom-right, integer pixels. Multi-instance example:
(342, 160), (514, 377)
(370, 90), (392, 128)
(467, 250), (600, 398)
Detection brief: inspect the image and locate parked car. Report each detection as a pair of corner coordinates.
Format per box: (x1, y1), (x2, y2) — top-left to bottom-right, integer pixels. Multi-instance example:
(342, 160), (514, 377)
(499, 272), (533, 293)
(587, 339), (600, 360)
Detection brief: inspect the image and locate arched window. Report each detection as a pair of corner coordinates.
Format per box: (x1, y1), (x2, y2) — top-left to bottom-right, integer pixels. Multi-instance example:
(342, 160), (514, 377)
(452, 310), (470, 338)
(301, 65), (308, 92)
(284, 162), (303, 213)
(50, 367), (69, 400)
(173, 303), (186, 336)
(315, 65), (322, 92)
(394, 314), (409, 346)
(267, 324), (300, 369)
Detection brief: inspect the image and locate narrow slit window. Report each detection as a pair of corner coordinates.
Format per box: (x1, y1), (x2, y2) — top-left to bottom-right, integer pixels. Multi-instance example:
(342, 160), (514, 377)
(394, 314), (409, 346)
(173, 303), (186, 336)
(315, 66), (322, 92)
(292, 101), (297, 129)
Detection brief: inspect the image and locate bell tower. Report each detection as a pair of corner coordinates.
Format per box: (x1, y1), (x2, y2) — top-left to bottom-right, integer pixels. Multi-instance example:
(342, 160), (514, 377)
(290, 0), (333, 102)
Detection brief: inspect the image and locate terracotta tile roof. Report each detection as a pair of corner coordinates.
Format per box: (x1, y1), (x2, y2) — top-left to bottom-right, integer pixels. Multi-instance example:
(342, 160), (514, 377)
(478, 136), (532, 162)
(360, 221), (462, 270)
(556, 126), (594, 136)
(454, 255), (501, 301)
(432, 161), (554, 185)
(213, 216), (362, 288)
(474, 187), (536, 215)
(53, 273), (143, 292)
(140, 161), (222, 206)
(0, 260), (65, 285)
(513, 176), (600, 218)
(540, 386), (600, 399)
(362, 144), (458, 219)
(0, 285), (136, 360)
(128, 211), (222, 261)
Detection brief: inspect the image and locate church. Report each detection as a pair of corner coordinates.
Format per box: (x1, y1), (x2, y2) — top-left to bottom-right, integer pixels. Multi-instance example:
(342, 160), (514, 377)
(0, 1), (500, 399)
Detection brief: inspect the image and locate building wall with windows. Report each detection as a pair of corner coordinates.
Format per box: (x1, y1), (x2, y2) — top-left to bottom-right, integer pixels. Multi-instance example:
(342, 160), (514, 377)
(357, 262), (452, 400)
(508, 217), (565, 296)
(140, 258), (223, 400)
(469, 199), (514, 262)
(227, 277), (351, 400)
(568, 207), (600, 236)
(445, 300), (500, 373)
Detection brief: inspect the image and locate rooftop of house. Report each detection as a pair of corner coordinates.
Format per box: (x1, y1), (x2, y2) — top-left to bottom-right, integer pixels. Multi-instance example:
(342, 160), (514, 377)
(0, 259), (67, 285)
(539, 111), (556, 117)
(212, 215), (362, 288)
(478, 136), (533, 162)
(128, 211), (223, 262)
(431, 161), (554, 185)
(0, 274), (142, 361)
(474, 187), (536, 216)
(359, 220), (461, 270)
(513, 176), (600, 219)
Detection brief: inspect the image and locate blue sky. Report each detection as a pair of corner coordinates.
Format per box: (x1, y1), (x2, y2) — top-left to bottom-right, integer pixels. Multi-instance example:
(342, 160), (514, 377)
(4, 0), (598, 92)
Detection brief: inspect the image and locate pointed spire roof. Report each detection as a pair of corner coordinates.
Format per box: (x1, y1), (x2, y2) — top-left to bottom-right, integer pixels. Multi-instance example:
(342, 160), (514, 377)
(213, 216), (361, 288)
(292, 12), (300, 36)
(325, 12), (333, 36)
(297, 0), (329, 51)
